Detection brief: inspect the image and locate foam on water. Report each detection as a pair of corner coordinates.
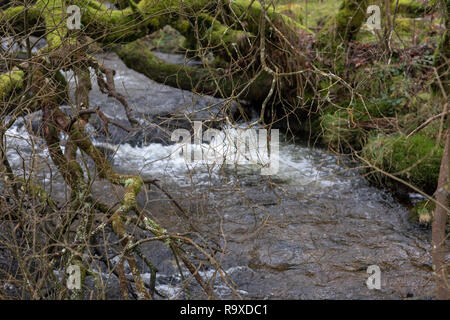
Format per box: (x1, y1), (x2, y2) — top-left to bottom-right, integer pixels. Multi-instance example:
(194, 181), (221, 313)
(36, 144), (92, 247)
(5, 124), (50, 166)
(93, 132), (350, 188)
(4, 115), (355, 191)
(140, 265), (251, 299)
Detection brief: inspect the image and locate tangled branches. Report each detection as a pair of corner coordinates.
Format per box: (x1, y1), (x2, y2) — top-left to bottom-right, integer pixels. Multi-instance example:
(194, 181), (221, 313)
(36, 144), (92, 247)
(3, 0), (303, 299)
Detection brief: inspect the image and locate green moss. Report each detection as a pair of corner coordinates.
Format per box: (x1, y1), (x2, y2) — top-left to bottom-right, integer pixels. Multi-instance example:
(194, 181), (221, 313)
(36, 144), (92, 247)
(229, 0), (312, 34)
(34, 0), (69, 49)
(115, 39), (273, 102)
(362, 133), (443, 193)
(395, 0), (427, 17)
(0, 70), (25, 101)
(146, 25), (185, 53)
(276, 3), (303, 24)
(196, 13), (249, 52)
(82, 5), (145, 43)
(284, 0), (341, 29)
(320, 0), (368, 43)
(115, 39), (216, 90)
(0, 5), (25, 20)
(365, 96), (405, 117)
(173, 18), (190, 34)
(0, 6), (42, 36)
(410, 199), (434, 226)
(80, 0), (108, 11)
(321, 110), (363, 149)
(394, 17), (427, 34)
(356, 28), (378, 42)
(318, 88), (407, 150)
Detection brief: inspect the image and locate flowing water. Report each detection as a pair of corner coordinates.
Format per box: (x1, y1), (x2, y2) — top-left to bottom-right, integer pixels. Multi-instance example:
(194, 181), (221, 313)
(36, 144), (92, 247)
(4, 52), (441, 299)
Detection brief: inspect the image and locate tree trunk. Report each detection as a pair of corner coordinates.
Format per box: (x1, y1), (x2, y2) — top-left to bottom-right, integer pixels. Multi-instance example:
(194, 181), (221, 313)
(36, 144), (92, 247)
(431, 129), (450, 299)
(432, 0), (450, 300)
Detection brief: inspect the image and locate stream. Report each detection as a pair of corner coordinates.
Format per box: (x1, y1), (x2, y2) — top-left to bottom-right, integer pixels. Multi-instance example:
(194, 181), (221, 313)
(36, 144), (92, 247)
(4, 51), (440, 299)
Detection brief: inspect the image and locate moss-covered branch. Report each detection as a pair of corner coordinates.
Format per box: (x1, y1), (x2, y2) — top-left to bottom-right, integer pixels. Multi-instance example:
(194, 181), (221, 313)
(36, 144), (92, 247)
(115, 38), (273, 102)
(0, 5), (42, 36)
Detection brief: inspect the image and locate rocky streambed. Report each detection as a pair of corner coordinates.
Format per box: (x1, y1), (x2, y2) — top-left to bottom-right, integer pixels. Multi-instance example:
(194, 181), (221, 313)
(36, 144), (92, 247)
(2, 51), (443, 299)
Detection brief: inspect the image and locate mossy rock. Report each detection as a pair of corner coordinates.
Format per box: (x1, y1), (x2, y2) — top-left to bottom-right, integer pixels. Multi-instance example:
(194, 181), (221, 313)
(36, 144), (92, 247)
(320, 110), (363, 150)
(147, 25), (185, 53)
(318, 92), (406, 150)
(361, 133), (443, 194)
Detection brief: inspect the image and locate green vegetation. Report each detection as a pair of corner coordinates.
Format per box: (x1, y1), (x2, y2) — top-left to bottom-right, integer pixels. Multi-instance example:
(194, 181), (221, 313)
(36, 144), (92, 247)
(1, 0), (448, 299)
(115, 38), (273, 101)
(0, 70), (24, 101)
(395, 0), (429, 17)
(362, 133), (443, 193)
(410, 199), (435, 225)
(276, 0), (341, 29)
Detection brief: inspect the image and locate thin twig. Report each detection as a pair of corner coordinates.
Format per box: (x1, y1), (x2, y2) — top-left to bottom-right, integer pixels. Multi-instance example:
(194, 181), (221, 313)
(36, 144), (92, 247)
(407, 105), (449, 139)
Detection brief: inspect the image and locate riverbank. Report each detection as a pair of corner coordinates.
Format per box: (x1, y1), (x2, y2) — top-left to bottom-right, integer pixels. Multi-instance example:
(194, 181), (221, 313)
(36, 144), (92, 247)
(306, 44), (447, 226)
(260, 1), (449, 227)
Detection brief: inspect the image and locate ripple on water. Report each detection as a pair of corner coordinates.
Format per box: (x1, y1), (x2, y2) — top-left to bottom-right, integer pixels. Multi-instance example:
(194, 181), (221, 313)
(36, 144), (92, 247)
(3, 51), (438, 299)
